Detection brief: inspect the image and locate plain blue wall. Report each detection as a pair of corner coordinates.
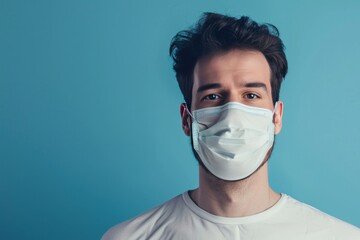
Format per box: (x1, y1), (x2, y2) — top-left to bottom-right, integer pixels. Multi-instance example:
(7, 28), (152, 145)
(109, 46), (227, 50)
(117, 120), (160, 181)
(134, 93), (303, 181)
(1, 0), (360, 239)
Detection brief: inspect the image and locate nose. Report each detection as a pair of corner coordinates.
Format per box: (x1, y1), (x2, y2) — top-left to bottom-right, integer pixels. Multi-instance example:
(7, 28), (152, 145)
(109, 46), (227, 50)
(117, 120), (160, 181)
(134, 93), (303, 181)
(226, 90), (241, 104)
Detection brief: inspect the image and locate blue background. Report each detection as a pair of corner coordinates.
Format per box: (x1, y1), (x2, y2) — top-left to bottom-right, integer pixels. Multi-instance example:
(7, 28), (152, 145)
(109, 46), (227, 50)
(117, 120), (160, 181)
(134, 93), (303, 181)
(1, 0), (360, 239)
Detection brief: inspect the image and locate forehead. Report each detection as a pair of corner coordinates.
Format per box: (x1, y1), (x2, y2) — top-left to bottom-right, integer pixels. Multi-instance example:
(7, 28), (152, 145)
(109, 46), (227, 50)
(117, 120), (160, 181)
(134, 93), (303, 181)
(192, 49), (271, 91)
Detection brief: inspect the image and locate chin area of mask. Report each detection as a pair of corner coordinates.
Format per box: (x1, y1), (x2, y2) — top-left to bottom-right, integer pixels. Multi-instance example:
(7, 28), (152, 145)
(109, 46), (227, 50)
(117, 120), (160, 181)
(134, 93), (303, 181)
(190, 102), (276, 181)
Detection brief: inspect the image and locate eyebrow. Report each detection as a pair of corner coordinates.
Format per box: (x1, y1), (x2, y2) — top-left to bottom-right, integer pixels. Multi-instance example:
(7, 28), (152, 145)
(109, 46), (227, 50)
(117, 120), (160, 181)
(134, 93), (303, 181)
(241, 82), (267, 91)
(197, 83), (222, 93)
(196, 82), (267, 93)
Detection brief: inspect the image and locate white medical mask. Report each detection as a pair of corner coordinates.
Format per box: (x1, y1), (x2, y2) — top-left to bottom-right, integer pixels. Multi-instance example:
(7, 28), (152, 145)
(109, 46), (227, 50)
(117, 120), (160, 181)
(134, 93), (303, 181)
(187, 102), (277, 181)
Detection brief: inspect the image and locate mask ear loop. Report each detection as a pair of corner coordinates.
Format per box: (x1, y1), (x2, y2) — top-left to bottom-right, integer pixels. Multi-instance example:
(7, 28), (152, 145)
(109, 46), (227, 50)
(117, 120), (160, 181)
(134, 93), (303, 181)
(273, 101), (279, 115)
(184, 103), (209, 128)
(184, 103), (194, 119)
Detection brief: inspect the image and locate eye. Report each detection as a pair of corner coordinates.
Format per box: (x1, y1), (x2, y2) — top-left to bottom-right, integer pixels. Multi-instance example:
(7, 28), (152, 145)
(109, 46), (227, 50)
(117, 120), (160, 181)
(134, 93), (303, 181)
(202, 94), (221, 101)
(245, 93), (260, 99)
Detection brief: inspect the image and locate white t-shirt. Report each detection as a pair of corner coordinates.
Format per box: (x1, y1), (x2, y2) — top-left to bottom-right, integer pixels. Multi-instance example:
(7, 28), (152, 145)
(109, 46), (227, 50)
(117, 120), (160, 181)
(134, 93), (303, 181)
(102, 191), (360, 240)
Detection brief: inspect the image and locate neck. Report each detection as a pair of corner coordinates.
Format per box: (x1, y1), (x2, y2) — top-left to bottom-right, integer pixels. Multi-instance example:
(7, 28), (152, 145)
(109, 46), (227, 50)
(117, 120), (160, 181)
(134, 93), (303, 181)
(190, 162), (280, 217)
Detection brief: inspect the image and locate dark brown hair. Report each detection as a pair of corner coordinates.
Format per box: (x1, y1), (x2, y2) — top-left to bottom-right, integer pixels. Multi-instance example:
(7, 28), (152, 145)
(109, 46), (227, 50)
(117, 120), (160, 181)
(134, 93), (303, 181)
(169, 12), (288, 109)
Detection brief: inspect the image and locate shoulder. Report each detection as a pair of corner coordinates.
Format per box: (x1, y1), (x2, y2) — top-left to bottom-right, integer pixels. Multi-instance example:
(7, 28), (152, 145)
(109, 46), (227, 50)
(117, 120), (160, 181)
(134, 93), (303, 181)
(101, 193), (185, 240)
(281, 194), (360, 238)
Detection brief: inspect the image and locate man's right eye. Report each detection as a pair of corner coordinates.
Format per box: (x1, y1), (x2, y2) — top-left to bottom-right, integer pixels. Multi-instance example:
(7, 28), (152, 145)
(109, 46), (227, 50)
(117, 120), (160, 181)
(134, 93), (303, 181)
(202, 94), (221, 101)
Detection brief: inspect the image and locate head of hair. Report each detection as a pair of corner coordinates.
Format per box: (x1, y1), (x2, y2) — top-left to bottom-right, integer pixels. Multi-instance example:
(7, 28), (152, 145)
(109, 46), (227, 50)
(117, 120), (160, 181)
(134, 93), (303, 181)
(169, 12), (288, 109)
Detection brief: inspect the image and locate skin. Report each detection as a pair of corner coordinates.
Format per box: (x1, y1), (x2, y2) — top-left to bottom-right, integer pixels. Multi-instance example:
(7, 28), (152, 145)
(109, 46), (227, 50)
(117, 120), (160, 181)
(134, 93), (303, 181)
(180, 49), (284, 217)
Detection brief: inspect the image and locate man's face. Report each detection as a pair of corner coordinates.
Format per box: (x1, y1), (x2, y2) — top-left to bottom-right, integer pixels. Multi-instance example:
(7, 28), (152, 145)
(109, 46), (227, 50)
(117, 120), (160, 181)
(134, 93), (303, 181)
(180, 49), (283, 145)
(180, 49), (283, 180)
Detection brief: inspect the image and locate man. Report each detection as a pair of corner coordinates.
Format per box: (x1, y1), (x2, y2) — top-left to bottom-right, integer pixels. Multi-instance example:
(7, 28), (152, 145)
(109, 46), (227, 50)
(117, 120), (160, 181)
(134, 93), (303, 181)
(102, 12), (360, 239)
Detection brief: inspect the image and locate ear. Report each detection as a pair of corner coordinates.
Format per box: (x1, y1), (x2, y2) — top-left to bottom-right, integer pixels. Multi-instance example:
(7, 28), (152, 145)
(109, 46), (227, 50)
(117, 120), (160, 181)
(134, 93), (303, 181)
(180, 103), (191, 136)
(273, 101), (283, 135)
